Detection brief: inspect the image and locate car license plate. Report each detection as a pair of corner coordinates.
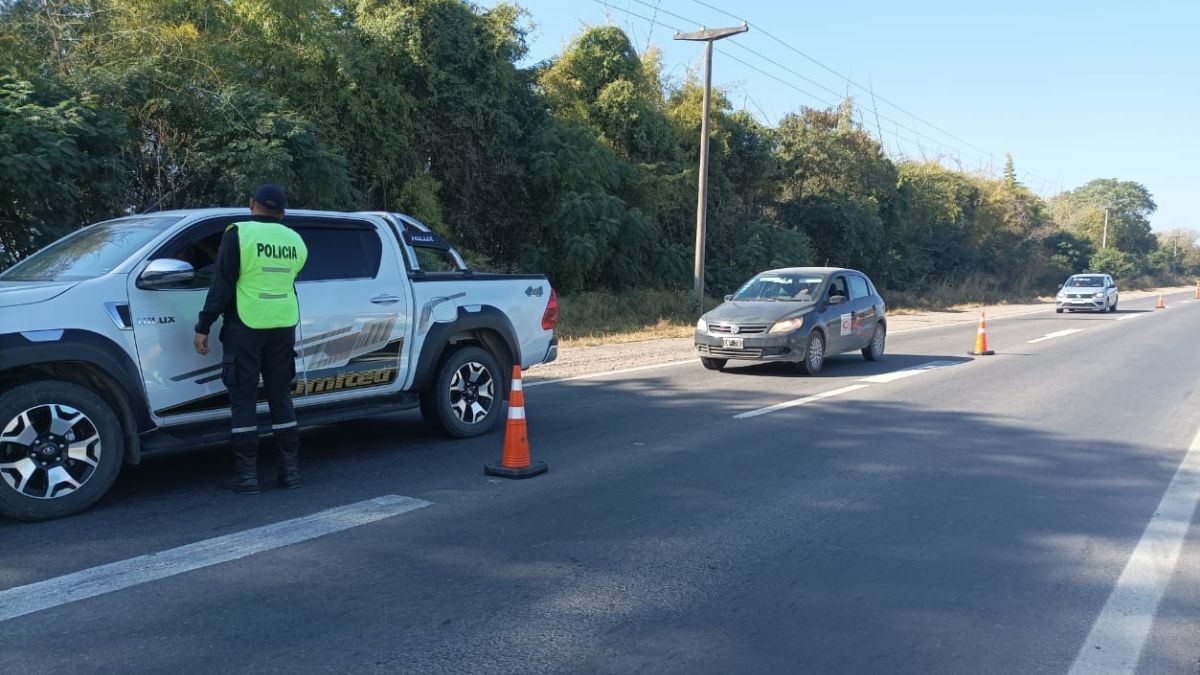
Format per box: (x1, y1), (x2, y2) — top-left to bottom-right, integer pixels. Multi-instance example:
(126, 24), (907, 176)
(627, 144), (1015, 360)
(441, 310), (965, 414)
(722, 337), (744, 349)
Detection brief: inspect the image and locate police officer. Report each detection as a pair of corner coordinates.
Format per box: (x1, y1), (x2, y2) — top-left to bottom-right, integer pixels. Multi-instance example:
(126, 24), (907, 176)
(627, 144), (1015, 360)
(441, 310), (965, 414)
(193, 185), (308, 494)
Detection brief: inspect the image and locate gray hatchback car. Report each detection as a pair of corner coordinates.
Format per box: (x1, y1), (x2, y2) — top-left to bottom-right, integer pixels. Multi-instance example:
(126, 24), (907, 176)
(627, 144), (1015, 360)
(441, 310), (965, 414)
(695, 267), (887, 374)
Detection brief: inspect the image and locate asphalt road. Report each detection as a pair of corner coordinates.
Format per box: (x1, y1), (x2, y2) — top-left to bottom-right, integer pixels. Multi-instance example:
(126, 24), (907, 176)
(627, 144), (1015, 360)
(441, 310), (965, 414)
(3, 292), (1200, 674)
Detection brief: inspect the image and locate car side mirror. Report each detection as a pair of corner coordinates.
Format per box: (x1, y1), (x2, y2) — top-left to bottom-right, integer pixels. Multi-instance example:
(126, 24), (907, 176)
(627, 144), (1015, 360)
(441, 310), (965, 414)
(138, 258), (195, 289)
(828, 295), (847, 305)
(724, 295), (733, 302)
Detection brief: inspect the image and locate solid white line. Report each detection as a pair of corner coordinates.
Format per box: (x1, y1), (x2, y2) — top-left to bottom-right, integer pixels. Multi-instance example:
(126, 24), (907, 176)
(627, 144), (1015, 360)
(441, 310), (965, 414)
(525, 360), (693, 387)
(0, 495), (431, 624)
(734, 384), (871, 420)
(889, 292), (1189, 336)
(1067, 425), (1200, 674)
(1116, 314), (1143, 321)
(858, 360), (961, 383)
(890, 306), (1052, 335)
(1026, 328), (1084, 344)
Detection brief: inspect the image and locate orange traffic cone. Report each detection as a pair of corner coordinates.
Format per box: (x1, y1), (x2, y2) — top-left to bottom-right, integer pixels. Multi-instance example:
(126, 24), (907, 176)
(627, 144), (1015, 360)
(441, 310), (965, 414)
(485, 366), (548, 479)
(968, 312), (995, 356)
(1156, 293), (1166, 309)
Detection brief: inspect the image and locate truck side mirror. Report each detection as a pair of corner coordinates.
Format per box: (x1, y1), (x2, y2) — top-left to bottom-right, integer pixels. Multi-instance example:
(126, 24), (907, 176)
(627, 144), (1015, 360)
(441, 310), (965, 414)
(138, 258), (196, 289)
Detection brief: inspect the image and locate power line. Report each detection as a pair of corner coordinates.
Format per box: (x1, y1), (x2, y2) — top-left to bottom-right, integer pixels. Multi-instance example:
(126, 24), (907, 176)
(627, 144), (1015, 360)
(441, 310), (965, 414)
(689, 0), (995, 160)
(623, 0), (990, 168)
(591, 1), (1017, 180)
(687, 0), (1061, 190)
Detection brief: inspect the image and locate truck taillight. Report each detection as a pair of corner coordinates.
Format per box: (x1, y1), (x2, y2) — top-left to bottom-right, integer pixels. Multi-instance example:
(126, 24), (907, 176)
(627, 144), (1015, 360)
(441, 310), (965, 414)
(541, 288), (559, 331)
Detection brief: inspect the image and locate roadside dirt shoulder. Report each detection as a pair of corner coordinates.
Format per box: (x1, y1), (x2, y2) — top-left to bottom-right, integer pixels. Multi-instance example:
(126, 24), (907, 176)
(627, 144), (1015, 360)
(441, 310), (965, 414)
(525, 286), (1191, 383)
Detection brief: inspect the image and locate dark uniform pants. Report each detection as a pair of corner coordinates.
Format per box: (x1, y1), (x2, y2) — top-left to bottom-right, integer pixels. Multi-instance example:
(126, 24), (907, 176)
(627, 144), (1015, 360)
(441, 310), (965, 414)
(220, 321), (299, 457)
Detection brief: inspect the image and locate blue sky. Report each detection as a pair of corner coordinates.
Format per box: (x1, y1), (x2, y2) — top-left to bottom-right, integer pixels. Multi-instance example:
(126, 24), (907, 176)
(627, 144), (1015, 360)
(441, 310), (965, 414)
(480, 0), (1198, 232)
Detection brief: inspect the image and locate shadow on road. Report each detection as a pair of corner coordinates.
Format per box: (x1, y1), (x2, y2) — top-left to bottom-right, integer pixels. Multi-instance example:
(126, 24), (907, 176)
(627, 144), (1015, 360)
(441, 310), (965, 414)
(0, 352), (1187, 673)
(716, 353), (969, 378)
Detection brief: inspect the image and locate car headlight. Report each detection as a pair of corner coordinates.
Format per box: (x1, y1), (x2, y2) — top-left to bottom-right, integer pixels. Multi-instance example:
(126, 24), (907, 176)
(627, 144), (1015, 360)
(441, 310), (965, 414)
(769, 317), (806, 334)
(696, 318), (708, 332)
(1093, 292), (1104, 299)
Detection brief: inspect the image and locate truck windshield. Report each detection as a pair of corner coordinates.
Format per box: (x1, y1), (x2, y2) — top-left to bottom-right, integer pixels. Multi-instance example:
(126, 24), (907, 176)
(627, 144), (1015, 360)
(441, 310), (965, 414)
(0, 216), (180, 282)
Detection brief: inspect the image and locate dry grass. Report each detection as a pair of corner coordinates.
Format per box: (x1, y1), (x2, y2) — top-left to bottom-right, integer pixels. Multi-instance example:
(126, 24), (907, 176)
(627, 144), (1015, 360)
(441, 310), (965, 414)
(556, 289), (716, 347)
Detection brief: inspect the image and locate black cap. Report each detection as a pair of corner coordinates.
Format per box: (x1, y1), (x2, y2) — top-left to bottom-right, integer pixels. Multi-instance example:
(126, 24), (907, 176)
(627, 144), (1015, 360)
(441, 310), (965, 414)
(254, 184), (288, 212)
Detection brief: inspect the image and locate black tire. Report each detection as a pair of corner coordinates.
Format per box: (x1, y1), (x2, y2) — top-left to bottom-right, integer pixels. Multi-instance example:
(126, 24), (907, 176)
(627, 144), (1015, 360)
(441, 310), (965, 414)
(862, 323), (886, 361)
(700, 357), (727, 371)
(420, 345), (506, 438)
(0, 381), (124, 521)
(1055, 308), (1063, 314)
(796, 330), (826, 376)
(1110, 299), (1118, 312)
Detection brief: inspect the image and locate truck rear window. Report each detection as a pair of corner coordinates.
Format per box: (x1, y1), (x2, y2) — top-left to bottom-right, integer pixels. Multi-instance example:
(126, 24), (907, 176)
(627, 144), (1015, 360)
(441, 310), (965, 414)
(294, 226), (383, 281)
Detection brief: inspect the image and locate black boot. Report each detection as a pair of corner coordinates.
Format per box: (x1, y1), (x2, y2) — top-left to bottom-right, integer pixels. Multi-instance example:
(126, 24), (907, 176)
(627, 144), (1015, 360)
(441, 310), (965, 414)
(276, 427), (301, 489)
(225, 433), (260, 495)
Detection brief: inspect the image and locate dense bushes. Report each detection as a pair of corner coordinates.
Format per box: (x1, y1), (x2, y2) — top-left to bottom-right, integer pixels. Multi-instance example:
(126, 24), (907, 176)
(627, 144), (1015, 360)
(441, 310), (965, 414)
(0, 1), (1186, 296)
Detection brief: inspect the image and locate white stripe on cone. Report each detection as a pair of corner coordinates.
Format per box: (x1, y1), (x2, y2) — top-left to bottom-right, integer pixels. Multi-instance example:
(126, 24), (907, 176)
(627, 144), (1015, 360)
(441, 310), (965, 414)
(508, 407), (526, 420)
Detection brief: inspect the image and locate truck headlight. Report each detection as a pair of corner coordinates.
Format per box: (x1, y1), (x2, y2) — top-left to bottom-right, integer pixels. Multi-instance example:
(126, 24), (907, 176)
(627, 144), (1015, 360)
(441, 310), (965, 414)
(769, 317), (806, 334)
(696, 318), (708, 332)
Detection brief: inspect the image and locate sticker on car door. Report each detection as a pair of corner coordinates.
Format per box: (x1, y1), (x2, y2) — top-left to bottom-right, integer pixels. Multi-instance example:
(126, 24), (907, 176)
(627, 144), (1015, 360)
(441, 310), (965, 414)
(840, 313), (852, 336)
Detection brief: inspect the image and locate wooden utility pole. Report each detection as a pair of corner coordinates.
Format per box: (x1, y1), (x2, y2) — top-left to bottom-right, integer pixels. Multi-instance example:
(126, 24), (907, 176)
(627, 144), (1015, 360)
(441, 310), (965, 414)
(674, 23), (748, 309)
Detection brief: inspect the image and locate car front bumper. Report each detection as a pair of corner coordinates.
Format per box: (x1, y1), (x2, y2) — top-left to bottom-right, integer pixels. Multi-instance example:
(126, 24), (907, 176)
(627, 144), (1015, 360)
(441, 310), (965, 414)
(694, 329), (807, 361)
(1057, 298), (1105, 311)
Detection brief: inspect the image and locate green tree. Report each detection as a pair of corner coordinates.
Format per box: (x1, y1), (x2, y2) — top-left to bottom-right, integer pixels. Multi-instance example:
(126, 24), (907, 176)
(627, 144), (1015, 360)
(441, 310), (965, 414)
(1051, 179), (1157, 255)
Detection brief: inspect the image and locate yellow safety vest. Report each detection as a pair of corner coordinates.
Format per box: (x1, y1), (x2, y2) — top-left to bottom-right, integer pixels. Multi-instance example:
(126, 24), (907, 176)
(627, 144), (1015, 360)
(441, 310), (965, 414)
(231, 221), (307, 329)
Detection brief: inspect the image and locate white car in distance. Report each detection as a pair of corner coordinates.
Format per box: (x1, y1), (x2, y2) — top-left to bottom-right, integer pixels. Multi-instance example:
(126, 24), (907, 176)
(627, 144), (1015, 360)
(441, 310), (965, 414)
(1056, 274), (1118, 313)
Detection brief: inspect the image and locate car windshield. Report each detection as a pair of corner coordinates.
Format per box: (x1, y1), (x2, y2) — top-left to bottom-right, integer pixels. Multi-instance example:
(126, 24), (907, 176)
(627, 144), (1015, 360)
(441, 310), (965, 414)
(0, 216), (180, 282)
(1067, 276), (1105, 287)
(732, 273), (825, 302)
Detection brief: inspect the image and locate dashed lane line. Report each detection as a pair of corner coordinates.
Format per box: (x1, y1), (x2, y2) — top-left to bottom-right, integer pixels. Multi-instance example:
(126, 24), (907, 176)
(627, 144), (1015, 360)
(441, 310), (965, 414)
(858, 360), (962, 383)
(1068, 423), (1200, 674)
(0, 495), (431, 624)
(734, 384), (871, 420)
(527, 294), (1191, 389)
(1026, 328), (1085, 344)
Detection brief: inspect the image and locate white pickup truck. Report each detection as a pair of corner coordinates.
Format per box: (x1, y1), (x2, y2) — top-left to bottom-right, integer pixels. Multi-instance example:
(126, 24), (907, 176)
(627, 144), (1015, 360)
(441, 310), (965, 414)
(0, 209), (558, 520)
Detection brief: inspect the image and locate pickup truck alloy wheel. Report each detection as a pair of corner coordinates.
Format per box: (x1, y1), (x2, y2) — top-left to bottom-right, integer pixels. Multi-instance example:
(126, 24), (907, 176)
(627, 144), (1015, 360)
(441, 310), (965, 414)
(450, 362), (495, 425)
(0, 381), (123, 521)
(421, 345), (506, 438)
(0, 404), (100, 499)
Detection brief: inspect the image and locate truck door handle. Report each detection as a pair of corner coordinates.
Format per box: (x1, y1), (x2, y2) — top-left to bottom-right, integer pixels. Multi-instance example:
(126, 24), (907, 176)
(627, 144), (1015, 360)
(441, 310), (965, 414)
(370, 294), (401, 305)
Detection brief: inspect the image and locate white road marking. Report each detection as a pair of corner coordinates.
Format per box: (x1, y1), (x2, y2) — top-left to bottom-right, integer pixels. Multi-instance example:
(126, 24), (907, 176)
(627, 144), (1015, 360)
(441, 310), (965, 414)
(525, 360), (693, 387)
(890, 291), (1189, 335)
(890, 306), (1053, 335)
(1116, 314), (1143, 321)
(0, 495), (431, 624)
(858, 360), (961, 383)
(734, 384), (871, 420)
(1067, 425), (1200, 674)
(1026, 328), (1085, 344)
